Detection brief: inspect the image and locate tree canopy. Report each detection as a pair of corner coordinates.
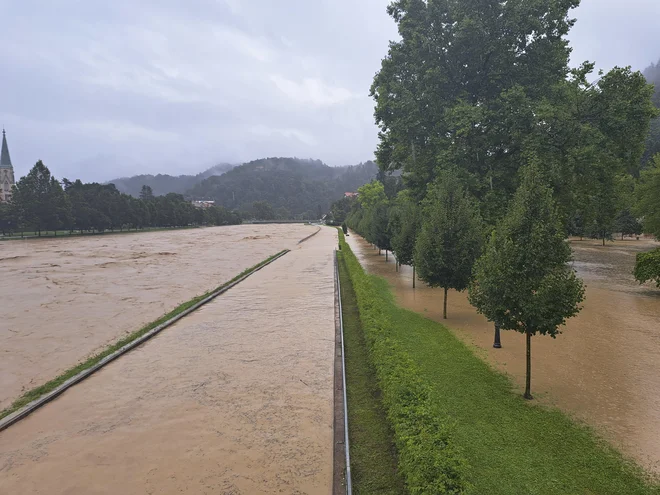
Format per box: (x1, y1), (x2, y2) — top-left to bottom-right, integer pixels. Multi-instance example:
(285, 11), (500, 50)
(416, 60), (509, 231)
(4, 162), (241, 236)
(371, 1), (656, 232)
(415, 172), (483, 319)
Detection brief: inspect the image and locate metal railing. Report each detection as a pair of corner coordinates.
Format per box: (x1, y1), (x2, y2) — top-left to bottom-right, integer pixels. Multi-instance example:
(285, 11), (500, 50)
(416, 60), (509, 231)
(335, 249), (353, 494)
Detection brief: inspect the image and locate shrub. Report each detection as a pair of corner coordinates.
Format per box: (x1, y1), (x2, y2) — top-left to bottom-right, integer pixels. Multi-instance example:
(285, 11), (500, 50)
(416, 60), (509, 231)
(634, 248), (660, 287)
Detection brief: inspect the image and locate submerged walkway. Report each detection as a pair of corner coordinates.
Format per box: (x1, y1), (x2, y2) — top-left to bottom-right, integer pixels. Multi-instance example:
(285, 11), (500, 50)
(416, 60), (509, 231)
(0, 228), (337, 494)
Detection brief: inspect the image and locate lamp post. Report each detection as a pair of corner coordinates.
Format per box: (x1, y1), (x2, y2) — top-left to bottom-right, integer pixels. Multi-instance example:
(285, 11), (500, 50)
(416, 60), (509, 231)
(493, 323), (502, 349)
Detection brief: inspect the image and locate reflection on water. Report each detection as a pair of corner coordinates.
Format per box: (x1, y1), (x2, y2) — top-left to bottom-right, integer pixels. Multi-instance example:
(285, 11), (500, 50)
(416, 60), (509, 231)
(0, 224), (317, 410)
(0, 228), (337, 494)
(346, 233), (660, 474)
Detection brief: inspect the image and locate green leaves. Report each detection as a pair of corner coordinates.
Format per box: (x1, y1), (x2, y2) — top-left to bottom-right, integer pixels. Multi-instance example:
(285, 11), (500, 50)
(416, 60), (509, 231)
(339, 235), (469, 494)
(390, 191), (420, 266)
(633, 248), (660, 288)
(414, 172), (484, 298)
(469, 164), (585, 337)
(636, 155), (660, 238)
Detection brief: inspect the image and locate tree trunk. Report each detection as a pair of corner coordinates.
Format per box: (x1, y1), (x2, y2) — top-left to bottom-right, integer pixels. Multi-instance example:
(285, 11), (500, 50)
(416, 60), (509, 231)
(385, 250), (388, 261)
(443, 287), (448, 319)
(524, 331), (533, 400)
(602, 237), (605, 247)
(621, 233), (624, 241)
(413, 266), (416, 289)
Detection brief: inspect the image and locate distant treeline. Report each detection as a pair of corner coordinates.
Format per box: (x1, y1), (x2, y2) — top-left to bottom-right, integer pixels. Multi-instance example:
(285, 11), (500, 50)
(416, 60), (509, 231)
(0, 161), (241, 236)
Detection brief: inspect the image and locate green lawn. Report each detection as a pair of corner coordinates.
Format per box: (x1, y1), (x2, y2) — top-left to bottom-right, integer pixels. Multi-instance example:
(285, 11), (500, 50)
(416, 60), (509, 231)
(377, 273), (658, 494)
(340, 238), (659, 494)
(339, 257), (405, 495)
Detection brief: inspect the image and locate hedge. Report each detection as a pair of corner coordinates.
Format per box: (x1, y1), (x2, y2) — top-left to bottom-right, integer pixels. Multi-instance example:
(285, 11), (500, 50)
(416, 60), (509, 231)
(337, 229), (469, 494)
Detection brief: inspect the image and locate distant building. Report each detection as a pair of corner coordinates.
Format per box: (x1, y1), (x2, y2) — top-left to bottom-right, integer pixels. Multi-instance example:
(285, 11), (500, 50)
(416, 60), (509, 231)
(192, 200), (215, 209)
(344, 192), (358, 198)
(0, 129), (15, 203)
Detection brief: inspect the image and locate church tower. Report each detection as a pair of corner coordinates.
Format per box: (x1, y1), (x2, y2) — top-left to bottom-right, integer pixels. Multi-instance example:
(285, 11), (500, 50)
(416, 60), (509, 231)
(0, 129), (15, 203)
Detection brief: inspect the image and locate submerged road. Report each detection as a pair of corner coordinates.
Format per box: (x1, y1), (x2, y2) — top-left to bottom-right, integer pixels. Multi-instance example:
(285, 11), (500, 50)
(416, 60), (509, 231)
(0, 228), (337, 494)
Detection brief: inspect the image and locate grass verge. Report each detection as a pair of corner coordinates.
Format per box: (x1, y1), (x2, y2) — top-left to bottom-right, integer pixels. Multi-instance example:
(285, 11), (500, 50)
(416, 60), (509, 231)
(339, 235), (660, 494)
(338, 230), (468, 494)
(0, 250), (288, 422)
(338, 250), (405, 494)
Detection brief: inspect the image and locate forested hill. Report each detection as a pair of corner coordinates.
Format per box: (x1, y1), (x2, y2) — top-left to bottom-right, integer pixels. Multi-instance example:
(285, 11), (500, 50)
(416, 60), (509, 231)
(108, 163), (235, 197)
(186, 157), (378, 217)
(643, 59), (660, 165)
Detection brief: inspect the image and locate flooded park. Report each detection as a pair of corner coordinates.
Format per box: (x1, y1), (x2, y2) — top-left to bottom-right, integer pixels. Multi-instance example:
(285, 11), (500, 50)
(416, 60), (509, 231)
(0, 226), (338, 493)
(346, 232), (660, 474)
(0, 224), (317, 411)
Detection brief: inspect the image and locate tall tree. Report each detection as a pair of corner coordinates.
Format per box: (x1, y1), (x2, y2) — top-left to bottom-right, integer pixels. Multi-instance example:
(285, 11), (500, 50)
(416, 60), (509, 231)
(636, 154), (660, 238)
(140, 185), (154, 200)
(390, 190), (420, 269)
(371, 0), (580, 215)
(469, 165), (585, 399)
(11, 161), (71, 235)
(414, 172), (484, 319)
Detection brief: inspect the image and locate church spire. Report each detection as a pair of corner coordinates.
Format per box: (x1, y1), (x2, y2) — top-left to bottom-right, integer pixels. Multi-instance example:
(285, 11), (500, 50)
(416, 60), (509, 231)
(1, 128), (12, 168)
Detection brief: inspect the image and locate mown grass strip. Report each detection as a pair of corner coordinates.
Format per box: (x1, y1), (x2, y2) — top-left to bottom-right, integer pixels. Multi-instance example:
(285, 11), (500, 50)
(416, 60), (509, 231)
(340, 234), (660, 494)
(338, 229), (469, 494)
(0, 250), (289, 425)
(338, 249), (405, 495)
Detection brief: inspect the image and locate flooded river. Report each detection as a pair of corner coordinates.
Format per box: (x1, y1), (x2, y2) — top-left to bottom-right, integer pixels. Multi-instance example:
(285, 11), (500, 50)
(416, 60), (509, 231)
(346, 233), (660, 474)
(0, 227), (337, 494)
(0, 224), (317, 410)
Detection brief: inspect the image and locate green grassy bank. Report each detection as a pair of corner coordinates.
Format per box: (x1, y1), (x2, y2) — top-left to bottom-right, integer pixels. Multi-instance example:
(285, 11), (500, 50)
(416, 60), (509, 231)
(338, 232), (659, 494)
(0, 250), (287, 422)
(338, 251), (405, 494)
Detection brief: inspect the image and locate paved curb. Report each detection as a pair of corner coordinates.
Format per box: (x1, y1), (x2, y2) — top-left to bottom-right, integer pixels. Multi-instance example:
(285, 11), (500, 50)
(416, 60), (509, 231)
(0, 249), (290, 433)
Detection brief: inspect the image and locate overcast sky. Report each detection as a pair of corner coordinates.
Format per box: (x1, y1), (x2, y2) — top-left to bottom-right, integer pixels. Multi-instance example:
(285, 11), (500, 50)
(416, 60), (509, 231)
(1, 0), (659, 183)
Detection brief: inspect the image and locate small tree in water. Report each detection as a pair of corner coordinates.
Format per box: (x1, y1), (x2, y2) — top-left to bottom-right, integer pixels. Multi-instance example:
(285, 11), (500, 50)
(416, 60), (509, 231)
(414, 172), (483, 319)
(469, 164), (585, 400)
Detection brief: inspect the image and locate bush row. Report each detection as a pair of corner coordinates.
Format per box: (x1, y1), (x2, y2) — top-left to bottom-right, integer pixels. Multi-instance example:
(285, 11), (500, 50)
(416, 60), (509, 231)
(337, 229), (469, 494)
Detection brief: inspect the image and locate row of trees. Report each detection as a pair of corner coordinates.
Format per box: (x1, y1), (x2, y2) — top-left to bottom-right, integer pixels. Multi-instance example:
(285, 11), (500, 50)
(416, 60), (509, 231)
(342, 167), (587, 400)
(333, 0), (660, 400)
(0, 161), (241, 236)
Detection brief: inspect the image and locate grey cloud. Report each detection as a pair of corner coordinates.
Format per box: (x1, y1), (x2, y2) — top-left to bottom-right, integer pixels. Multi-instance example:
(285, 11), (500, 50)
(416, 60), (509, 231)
(1, 0), (659, 182)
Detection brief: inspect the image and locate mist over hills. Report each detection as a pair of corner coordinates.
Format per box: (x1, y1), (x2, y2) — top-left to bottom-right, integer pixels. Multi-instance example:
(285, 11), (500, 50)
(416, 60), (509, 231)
(108, 163), (235, 197)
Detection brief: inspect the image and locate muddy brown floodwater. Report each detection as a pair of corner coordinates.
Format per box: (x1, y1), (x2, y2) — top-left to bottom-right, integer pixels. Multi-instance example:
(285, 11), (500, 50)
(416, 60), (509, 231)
(346, 233), (660, 474)
(0, 224), (317, 410)
(0, 227), (337, 494)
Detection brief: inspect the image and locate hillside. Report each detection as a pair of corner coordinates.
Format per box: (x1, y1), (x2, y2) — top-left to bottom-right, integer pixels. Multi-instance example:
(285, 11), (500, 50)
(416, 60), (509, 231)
(643, 59), (660, 165)
(186, 157), (378, 217)
(108, 163), (234, 197)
